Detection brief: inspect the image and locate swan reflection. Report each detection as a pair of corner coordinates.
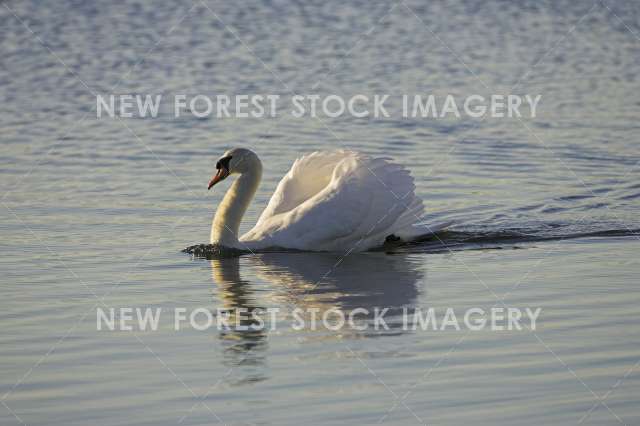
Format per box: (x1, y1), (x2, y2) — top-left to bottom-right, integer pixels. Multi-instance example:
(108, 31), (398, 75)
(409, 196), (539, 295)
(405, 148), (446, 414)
(250, 252), (421, 314)
(210, 257), (268, 383)
(211, 252), (423, 353)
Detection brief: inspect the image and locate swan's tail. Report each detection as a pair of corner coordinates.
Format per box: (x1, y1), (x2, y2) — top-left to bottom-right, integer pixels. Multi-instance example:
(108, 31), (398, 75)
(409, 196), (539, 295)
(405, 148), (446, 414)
(395, 221), (454, 243)
(383, 194), (452, 243)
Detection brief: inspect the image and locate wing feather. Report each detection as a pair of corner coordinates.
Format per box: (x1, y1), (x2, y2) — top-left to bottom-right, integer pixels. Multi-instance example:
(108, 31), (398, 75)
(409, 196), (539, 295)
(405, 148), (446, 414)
(254, 150), (347, 227)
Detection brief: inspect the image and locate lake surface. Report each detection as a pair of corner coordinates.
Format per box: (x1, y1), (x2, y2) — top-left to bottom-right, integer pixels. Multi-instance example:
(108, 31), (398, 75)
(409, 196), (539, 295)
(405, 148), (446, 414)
(1, 0), (639, 425)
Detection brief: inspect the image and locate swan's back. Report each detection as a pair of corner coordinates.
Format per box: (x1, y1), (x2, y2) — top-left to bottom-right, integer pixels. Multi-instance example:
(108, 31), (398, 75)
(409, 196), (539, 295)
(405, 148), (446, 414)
(241, 150), (426, 252)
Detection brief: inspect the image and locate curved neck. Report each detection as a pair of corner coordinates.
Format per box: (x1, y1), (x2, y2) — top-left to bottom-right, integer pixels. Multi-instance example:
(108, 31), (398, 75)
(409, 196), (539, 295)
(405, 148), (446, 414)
(211, 168), (261, 246)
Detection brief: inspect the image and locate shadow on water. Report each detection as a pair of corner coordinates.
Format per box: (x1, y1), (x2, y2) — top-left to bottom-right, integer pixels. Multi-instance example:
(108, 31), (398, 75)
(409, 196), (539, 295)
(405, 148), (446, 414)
(191, 223), (639, 387)
(198, 224), (638, 378)
(186, 226), (640, 258)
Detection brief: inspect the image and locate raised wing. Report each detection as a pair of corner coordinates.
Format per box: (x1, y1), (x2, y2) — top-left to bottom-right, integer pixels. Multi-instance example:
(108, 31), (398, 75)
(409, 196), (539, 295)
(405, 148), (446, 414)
(242, 151), (425, 251)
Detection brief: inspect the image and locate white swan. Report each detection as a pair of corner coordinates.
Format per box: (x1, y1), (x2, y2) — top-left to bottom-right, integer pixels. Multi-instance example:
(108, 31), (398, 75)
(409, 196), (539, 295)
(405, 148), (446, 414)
(207, 148), (449, 252)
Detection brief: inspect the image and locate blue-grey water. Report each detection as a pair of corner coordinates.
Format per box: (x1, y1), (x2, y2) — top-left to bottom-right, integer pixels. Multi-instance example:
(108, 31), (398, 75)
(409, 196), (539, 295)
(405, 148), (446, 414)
(1, 0), (639, 425)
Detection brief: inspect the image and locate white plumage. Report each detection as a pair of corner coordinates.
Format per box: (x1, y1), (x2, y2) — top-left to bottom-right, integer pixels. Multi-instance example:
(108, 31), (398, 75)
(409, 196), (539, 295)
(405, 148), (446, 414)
(208, 148), (448, 252)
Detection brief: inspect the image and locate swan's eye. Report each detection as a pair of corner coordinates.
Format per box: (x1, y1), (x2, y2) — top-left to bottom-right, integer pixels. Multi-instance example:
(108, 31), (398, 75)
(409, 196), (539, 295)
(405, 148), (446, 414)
(216, 155), (233, 170)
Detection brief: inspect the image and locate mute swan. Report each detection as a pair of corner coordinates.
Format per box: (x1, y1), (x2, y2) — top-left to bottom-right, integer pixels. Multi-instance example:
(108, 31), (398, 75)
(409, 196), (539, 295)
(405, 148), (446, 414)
(207, 148), (448, 252)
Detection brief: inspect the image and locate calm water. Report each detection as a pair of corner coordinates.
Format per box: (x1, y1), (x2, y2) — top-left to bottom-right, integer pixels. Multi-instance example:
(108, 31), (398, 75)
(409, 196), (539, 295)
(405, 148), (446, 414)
(1, 0), (640, 425)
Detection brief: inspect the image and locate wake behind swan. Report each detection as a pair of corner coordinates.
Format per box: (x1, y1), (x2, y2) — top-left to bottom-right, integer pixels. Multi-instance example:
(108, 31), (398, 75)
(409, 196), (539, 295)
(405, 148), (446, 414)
(202, 148), (449, 253)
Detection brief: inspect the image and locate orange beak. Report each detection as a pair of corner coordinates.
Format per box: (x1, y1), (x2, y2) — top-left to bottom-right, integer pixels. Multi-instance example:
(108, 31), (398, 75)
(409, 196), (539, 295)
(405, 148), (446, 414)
(207, 168), (229, 190)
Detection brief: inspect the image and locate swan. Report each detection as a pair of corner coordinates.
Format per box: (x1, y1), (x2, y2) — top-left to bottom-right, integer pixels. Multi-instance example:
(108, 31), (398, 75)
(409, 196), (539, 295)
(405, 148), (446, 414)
(207, 148), (449, 252)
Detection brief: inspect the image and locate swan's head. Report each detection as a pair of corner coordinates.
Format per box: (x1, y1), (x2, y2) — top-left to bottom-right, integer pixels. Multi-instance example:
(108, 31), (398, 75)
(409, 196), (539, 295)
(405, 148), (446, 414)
(208, 148), (262, 190)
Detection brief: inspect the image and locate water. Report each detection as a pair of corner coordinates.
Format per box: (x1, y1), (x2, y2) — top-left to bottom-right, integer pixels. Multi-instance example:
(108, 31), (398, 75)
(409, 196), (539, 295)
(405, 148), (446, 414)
(1, 0), (639, 424)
